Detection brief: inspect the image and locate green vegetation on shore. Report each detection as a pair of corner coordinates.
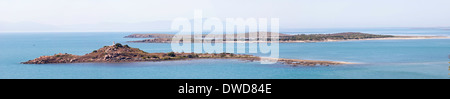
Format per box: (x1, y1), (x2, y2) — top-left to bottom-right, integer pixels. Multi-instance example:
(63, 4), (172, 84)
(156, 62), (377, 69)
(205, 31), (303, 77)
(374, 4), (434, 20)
(126, 32), (396, 43)
(22, 43), (349, 66)
(22, 43), (256, 64)
(279, 32), (394, 41)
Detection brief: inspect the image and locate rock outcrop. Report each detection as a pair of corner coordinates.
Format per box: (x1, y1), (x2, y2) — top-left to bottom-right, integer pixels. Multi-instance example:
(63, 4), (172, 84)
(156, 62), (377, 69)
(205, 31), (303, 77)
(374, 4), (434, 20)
(22, 43), (257, 64)
(22, 43), (351, 66)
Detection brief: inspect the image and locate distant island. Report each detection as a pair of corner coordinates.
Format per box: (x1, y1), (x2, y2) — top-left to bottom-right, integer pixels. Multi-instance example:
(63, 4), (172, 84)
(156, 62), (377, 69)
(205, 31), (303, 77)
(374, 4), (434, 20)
(125, 32), (448, 43)
(22, 43), (351, 66)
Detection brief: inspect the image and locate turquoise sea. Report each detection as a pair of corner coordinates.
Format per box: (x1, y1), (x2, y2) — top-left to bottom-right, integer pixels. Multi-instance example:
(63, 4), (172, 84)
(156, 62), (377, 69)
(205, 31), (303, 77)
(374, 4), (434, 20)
(0, 28), (449, 79)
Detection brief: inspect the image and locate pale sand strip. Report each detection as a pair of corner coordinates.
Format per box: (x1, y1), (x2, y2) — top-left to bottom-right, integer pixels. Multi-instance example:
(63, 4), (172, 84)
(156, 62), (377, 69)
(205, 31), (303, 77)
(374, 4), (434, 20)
(258, 57), (358, 66)
(218, 36), (450, 43)
(281, 36), (450, 43)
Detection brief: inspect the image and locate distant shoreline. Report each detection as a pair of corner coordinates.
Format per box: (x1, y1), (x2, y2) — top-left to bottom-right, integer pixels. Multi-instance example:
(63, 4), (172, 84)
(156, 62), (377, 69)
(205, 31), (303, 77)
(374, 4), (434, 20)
(125, 33), (450, 43)
(277, 36), (450, 43)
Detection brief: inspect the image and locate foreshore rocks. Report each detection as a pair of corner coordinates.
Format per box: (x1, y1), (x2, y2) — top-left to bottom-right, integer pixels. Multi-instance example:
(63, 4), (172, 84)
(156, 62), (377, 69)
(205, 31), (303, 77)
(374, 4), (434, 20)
(23, 53), (79, 64)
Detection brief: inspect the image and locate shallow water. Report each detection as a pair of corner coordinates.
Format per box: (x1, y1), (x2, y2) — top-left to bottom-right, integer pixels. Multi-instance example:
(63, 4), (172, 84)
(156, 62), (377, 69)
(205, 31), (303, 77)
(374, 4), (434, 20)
(0, 28), (449, 79)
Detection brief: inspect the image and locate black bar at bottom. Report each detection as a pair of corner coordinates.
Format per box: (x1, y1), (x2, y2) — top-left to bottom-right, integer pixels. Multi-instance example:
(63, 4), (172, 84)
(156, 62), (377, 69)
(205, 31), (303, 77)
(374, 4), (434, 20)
(1, 79), (445, 97)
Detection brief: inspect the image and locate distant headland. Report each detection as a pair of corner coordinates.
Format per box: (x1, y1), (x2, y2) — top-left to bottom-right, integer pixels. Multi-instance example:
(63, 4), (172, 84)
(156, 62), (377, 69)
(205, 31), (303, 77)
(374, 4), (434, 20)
(125, 32), (449, 43)
(21, 43), (351, 66)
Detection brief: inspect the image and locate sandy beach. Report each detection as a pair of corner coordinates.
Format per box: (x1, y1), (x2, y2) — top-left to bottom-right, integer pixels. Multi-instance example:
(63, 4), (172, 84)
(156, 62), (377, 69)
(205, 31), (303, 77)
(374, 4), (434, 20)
(280, 36), (450, 43)
(221, 36), (450, 43)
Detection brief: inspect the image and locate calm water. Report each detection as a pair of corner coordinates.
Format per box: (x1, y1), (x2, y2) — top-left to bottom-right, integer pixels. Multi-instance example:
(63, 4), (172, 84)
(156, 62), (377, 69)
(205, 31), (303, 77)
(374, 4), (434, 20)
(0, 28), (449, 79)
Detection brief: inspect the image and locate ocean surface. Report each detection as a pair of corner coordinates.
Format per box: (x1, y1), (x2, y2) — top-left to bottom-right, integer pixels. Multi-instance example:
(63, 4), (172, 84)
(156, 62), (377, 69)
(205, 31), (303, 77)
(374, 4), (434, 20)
(0, 28), (449, 79)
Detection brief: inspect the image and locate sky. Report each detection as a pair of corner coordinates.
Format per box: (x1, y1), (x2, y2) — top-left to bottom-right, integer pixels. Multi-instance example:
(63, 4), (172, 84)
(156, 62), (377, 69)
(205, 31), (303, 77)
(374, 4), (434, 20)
(0, 0), (449, 32)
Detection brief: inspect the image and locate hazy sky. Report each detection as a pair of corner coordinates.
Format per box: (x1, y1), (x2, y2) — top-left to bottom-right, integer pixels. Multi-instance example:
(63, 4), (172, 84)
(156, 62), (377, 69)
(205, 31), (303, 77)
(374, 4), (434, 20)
(0, 0), (449, 32)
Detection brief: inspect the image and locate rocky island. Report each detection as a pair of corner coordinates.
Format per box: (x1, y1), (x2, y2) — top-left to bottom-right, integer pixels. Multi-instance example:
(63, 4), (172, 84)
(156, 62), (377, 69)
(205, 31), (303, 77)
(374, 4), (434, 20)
(125, 32), (448, 43)
(22, 43), (350, 66)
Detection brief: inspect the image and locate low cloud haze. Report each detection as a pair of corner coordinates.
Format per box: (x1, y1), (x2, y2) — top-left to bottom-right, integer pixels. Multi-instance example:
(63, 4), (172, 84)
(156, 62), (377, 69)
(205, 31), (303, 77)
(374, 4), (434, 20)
(1, 0), (449, 32)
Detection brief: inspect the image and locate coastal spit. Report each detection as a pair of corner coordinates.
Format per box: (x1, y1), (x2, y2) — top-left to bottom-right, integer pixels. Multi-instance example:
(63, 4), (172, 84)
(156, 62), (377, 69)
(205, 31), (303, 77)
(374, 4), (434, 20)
(22, 43), (350, 66)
